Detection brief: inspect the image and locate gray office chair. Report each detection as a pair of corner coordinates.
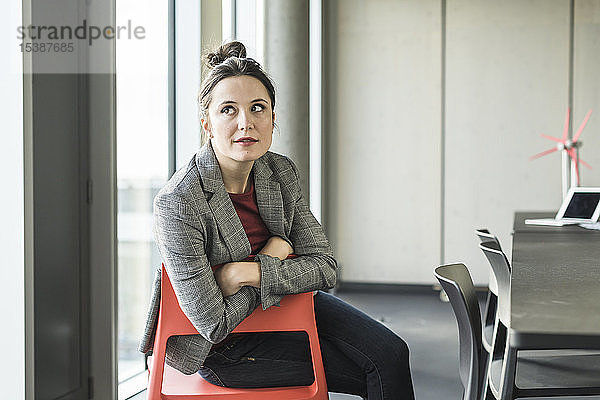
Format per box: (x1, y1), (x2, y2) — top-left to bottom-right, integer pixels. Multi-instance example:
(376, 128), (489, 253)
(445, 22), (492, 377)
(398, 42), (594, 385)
(478, 241), (511, 399)
(434, 263), (490, 400)
(475, 229), (501, 360)
(479, 241), (600, 399)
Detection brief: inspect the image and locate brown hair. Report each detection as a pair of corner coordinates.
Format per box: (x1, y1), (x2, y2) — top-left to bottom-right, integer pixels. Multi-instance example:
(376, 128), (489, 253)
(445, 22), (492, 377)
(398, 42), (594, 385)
(198, 41), (276, 141)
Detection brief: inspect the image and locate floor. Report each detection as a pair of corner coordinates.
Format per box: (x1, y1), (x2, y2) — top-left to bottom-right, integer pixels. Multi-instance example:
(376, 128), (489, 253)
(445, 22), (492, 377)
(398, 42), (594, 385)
(326, 289), (464, 399)
(131, 288), (464, 400)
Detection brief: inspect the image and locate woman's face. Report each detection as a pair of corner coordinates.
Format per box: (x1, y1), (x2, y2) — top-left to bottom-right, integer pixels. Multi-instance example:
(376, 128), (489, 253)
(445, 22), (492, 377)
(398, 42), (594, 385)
(202, 75), (274, 167)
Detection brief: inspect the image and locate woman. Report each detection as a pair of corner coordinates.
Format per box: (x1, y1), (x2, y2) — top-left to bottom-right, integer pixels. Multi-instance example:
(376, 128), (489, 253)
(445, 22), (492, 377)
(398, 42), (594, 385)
(140, 41), (415, 400)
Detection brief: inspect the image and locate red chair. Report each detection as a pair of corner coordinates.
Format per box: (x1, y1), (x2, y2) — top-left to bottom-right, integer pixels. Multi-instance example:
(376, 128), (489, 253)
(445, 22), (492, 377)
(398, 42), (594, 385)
(147, 264), (329, 399)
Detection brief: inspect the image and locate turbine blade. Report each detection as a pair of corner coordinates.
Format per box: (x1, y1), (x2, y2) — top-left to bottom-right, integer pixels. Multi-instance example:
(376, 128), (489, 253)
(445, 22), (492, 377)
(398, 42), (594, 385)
(573, 109), (592, 142)
(567, 148), (593, 169)
(541, 134), (563, 143)
(562, 108), (571, 141)
(529, 147), (558, 160)
(580, 158), (592, 169)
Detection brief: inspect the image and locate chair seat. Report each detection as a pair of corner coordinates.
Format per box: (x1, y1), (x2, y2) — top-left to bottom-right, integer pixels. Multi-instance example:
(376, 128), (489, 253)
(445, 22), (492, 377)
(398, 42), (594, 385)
(489, 353), (600, 395)
(148, 360), (319, 400)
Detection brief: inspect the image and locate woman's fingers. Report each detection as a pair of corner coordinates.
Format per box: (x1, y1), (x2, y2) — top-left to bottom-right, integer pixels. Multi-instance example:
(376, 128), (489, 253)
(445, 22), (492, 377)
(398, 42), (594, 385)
(260, 236), (293, 259)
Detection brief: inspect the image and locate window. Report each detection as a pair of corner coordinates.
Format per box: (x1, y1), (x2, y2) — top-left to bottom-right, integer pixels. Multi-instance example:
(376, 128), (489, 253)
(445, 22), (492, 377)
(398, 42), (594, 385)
(115, 0), (169, 392)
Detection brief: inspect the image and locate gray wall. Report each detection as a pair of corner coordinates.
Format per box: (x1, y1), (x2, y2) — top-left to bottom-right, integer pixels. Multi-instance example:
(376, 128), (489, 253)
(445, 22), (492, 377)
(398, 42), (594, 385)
(25, 1), (92, 398)
(31, 74), (90, 400)
(325, 0), (600, 285)
(19, 0), (118, 398)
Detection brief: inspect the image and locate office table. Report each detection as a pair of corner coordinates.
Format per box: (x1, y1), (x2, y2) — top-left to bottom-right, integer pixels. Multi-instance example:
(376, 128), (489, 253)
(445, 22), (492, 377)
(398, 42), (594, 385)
(510, 212), (600, 348)
(489, 213), (600, 399)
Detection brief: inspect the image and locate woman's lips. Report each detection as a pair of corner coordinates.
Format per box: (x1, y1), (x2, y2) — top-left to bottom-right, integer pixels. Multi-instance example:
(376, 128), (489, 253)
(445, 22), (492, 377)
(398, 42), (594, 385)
(234, 137), (258, 146)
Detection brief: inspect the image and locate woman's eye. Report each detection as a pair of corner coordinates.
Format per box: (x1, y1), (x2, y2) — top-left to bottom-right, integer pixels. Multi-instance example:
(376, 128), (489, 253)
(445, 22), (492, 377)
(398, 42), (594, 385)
(251, 104), (265, 112)
(221, 106), (235, 114)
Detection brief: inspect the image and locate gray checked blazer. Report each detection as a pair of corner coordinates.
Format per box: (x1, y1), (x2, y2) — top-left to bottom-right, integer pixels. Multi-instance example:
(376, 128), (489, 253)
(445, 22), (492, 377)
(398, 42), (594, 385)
(138, 142), (337, 375)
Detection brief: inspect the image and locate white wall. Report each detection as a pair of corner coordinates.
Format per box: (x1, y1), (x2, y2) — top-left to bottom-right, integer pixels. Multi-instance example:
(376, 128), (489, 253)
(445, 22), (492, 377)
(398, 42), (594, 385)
(325, 0), (442, 284)
(0, 1), (25, 397)
(573, 1), (600, 188)
(444, 0), (570, 284)
(325, 0), (599, 285)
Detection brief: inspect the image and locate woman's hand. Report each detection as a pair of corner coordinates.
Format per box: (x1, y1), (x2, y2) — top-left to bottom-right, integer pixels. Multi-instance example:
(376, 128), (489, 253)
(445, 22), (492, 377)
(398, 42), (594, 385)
(214, 262), (262, 297)
(259, 236), (293, 260)
(214, 236), (292, 297)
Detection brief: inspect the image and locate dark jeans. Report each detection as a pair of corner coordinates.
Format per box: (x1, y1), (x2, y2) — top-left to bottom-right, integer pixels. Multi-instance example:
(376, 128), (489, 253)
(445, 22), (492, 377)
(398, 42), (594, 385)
(198, 291), (415, 400)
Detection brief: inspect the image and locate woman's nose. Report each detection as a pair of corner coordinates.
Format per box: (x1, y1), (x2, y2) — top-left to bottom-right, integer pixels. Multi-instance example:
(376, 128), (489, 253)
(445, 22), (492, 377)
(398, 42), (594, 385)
(238, 110), (254, 131)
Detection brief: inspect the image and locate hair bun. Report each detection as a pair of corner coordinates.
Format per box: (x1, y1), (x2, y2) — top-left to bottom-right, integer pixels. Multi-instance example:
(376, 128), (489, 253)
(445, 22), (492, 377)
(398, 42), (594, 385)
(206, 41), (247, 68)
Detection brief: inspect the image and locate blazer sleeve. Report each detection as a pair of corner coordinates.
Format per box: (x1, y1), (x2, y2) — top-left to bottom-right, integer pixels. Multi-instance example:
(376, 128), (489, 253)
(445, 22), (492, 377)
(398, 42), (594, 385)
(153, 192), (261, 343)
(255, 158), (337, 310)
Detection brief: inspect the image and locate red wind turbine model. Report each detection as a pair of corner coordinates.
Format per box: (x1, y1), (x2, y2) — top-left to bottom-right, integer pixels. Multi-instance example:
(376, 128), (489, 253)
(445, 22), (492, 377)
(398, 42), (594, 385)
(530, 108), (593, 196)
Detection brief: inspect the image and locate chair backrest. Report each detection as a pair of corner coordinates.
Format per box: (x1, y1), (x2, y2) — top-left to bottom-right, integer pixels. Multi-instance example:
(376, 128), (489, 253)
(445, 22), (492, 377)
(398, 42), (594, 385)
(475, 228), (501, 295)
(479, 241), (511, 324)
(435, 263), (485, 400)
(475, 228), (502, 250)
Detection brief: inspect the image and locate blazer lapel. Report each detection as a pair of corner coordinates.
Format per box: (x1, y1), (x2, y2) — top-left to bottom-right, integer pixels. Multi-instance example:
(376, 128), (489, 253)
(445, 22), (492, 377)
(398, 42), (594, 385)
(252, 157), (286, 238)
(196, 143), (251, 261)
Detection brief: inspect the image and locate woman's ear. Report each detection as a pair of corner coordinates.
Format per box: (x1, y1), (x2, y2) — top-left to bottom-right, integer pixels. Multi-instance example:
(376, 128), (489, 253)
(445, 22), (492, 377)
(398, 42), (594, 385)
(272, 112), (276, 127)
(201, 117), (212, 138)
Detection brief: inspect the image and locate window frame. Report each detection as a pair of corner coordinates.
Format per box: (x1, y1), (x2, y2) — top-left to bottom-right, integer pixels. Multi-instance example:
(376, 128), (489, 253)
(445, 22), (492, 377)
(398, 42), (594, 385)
(116, 0), (202, 397)
(115, 0), (176, 397)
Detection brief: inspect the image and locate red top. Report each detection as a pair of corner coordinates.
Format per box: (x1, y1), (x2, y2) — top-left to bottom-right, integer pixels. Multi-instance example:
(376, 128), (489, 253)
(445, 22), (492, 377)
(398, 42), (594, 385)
(228, 178), (271, 254)
(211, 178), (297, 271)
(211, 179), (270, 272)
(212, 179), (270, 272)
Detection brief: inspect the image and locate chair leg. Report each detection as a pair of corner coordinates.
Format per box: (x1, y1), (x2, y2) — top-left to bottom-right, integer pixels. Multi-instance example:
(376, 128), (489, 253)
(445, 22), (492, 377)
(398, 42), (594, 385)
(484, 385), (496, 400)
(499, 341), (517, 400)
(480, 351), (491, 400)
(147, 336), (167, 400)
(481, 369), (491, 400)
(147, 352), (165, 400)
(486, 318), (505, 400)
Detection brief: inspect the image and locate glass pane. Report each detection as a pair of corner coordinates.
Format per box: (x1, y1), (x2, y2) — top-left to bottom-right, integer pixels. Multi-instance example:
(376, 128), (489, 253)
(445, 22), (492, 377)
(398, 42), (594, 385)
(116, 0), (169, 383)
